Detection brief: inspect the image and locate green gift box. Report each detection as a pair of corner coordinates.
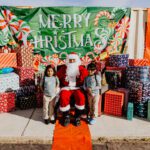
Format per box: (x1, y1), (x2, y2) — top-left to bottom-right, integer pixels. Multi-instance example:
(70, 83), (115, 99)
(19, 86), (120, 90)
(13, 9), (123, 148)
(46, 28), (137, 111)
(127, 102), (134, 121)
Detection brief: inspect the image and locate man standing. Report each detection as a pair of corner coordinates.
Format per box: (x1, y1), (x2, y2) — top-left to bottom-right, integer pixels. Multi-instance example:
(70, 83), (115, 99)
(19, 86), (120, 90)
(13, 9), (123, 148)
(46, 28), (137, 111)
(57, 52), (88, 126)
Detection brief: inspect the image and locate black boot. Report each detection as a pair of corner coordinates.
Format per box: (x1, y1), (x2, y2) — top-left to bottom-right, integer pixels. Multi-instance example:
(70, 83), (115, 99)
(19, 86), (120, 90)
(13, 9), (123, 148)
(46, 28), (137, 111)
(74, 109), (82, 126)
(74, 117), (81, 126)
(63, 111), (70, 127)
(44, 119), (50, 125)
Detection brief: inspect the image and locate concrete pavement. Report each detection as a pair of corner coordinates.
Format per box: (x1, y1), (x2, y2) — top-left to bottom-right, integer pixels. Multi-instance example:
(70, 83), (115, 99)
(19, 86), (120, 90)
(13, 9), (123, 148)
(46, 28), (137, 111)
(0, 108), (150, 149)
(0, 108), (150, 139)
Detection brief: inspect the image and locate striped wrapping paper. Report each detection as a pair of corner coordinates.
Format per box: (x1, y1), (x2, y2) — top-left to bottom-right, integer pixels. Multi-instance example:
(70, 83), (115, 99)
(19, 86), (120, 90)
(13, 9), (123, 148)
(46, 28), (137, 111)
(15, 67), (35, 86)
(0, 53), (17, 68)
(109, 54), (129, 67)
(0, 73), (19, 92)
(126, 66), (150, 82)
(36, 92), (43, 108)
(17, 45), (33, 67)
(0, 92), (15, 112)
(129, 59), (150, 66)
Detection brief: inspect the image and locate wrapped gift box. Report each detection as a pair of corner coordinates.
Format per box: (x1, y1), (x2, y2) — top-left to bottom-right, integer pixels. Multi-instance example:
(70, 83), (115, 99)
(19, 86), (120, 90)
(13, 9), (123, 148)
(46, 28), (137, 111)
(129, 59), (149, 66)
(36, 92), (43, 108)
(106, 66), (126, 71)
(15, 67), (34, 86)
(15, 85), (36, 97)
(116, 88), (129, 115)
(109, 54), (129, 67)
(148, 100), (150, 120)
(127, 102), (134, 120)
(127, 80), (143, 102)
(134, 97), (149, 118)
(106, 66), (126, 87)
(142, 82), (150, 97)
(126, 66), (150, 82)
(17, 45), (33, 67)
(0, 73), (19, 92)
(17, 95), (36, 110)
(0, 53), (17, 68)
(127, 81), (150, 101)
(104, 90), (124, 116)
(105, 70), (123, 89)
(0, 92), (15, 112)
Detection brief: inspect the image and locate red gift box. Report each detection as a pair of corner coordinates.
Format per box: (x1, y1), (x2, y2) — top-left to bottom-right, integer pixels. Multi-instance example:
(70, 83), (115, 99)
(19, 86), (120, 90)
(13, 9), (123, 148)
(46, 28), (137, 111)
(0, 92), (15, 112)
(17, 45), (33, 67)
(104, 90), (124, 116)
(36, 92), (43, 108)
(16, 67), (35, 86)
(129, 59), (150, 66)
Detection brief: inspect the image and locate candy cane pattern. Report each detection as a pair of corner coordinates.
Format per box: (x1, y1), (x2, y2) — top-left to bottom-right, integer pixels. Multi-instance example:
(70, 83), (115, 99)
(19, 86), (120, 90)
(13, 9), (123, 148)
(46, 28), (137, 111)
(15, 20), (30, 41)
(0, 9), (19, 34)
(41, 55), (56, 67)
(94, 11), (111, 26)
(86, 51), (95, 59)
(52, 54), (62, 66)
(0, 30), (9, 46)
(111, 8), (127, 19)
(80, 55), (92, 67)
(94, 55), (101, 62)
(115, 16), (130, 39)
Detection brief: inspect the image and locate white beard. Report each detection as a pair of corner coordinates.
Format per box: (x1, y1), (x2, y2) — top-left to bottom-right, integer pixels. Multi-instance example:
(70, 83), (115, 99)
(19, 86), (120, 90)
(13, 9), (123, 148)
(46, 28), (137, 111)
(66, 62), (80, 77)
(66, 62), (80, 87)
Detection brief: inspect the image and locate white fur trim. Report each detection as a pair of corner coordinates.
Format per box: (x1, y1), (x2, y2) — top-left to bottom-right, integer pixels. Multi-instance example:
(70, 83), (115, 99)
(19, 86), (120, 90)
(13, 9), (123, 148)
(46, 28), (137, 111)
(75, 104), (85, 110)
(61, 87), (80, 91)
(60, 105), (70, 112)
(68, 54), (79, 60)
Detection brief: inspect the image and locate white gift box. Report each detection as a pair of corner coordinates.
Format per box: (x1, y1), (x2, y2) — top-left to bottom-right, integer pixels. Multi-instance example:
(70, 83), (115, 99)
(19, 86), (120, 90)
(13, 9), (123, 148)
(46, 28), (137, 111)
(0, 72), (20, 92)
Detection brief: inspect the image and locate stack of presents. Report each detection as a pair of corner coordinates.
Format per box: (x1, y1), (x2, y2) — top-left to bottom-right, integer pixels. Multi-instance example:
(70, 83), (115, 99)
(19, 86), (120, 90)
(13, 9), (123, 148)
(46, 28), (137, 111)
(104, 54), (150, 120)
(0, 46), (43, 113)
(0, 47), (150, 122)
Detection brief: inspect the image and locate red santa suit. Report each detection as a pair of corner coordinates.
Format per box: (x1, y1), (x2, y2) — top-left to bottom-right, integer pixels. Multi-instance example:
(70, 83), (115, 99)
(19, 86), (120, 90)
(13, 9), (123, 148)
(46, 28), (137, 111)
(57, 54), (88, 112)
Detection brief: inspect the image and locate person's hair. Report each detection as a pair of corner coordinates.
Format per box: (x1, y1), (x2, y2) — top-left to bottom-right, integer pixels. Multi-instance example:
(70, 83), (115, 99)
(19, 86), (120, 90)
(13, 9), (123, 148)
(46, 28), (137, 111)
(87, 62), (96, 71)
(44, 64), (56, 77)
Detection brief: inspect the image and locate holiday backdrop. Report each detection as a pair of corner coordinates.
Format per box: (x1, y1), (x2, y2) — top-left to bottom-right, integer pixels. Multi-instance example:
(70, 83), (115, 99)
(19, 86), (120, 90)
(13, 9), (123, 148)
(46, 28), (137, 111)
(0, 6), (131, 71)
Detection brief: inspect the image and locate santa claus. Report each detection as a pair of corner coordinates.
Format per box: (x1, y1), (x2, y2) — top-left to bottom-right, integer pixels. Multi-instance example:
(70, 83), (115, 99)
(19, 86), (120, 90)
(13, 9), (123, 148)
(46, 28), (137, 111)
(57, 52), (88, 126)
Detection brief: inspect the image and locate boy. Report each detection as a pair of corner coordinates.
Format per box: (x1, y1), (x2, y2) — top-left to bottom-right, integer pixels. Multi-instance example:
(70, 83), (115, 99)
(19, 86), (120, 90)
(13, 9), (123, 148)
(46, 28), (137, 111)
(83, 62), (101, 125)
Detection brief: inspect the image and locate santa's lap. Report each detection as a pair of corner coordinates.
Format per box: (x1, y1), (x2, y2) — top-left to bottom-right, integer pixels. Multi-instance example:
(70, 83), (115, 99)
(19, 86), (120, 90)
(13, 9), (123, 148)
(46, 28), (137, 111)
(59, 89), (85, 112)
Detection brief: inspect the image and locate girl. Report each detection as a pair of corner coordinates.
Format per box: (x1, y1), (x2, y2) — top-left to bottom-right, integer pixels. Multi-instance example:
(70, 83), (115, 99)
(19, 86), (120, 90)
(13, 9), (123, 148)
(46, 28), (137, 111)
(40, 65), (60, 124)
(83, 62), (101, 125)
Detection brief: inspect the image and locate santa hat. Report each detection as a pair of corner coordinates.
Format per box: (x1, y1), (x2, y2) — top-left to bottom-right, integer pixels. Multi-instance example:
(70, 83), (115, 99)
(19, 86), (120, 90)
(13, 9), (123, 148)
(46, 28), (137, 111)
(66, 52), (81, 65)
(68, 52), (79, 60)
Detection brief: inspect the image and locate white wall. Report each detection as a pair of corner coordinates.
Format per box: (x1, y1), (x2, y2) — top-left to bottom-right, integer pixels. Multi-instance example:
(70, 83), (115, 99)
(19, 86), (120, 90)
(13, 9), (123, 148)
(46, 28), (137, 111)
(127, 9), (147, 58)
(0, 0), (150, 7)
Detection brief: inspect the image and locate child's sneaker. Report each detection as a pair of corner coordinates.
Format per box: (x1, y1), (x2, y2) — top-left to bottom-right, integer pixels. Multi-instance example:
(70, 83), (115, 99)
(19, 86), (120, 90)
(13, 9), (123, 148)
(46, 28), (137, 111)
(89, 118), (96, 125)
(50, 115), (56, 124)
